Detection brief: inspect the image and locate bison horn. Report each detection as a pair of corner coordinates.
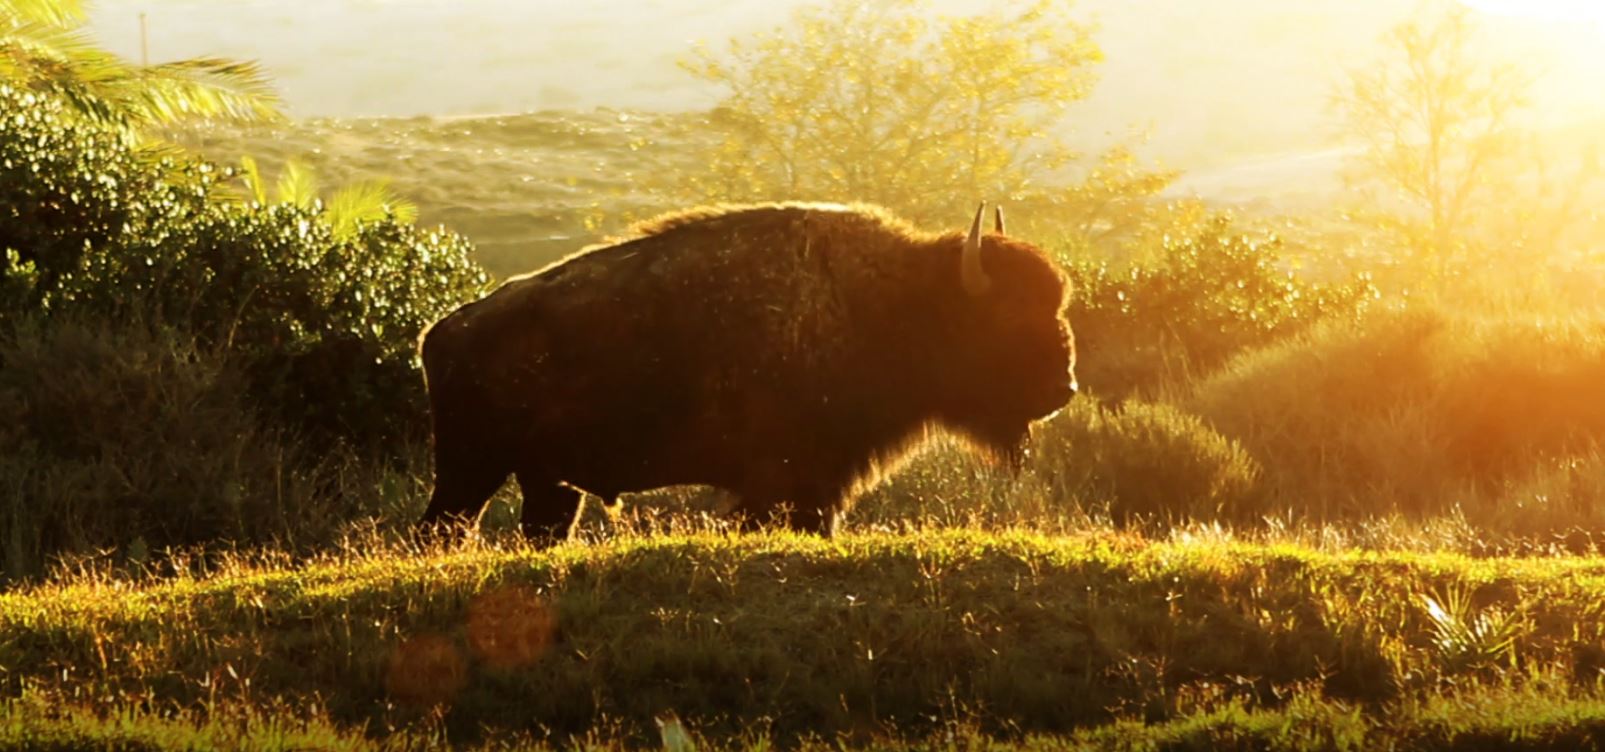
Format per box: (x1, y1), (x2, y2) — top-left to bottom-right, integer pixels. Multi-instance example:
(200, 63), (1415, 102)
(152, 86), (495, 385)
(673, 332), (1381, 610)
(993, 205), (1006, 234)
(962, 202), (990, 296)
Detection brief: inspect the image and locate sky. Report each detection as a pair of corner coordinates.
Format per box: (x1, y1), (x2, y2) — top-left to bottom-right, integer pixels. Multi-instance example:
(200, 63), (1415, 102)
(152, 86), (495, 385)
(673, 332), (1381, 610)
(1461, 0), (1605, 24)
(85, 0), (1605, 174)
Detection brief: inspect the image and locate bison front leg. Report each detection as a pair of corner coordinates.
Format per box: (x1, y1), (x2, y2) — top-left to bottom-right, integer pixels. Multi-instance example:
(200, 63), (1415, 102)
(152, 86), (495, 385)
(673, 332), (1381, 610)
(729, 497), (788, 533)
(731, 463), (851, 538)
(515, 472), (585, 546)
(732, 486), (847, 538)
(777, 474), (852, 538)
(418, 452), (509, 538)
(785, 502), (846, 538)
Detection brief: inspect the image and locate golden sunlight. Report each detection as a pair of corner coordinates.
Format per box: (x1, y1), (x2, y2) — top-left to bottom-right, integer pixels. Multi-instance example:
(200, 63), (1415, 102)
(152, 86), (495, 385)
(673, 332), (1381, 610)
(1462, 0), (1605, 24)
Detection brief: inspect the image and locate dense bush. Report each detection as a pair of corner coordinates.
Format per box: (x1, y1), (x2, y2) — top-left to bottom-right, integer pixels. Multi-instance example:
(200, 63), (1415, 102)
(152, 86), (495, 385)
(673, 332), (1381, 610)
(0, 318), (419, 580)
(0, 86), (191, 307)
(1064, 216), (1377, 397)
(1023, 398), (1262, 522)
(856, 398), (1261, 527)
(1189, 307), (1605, 536)
(0, 83), (490, 447)
(0, 83), (488, 575)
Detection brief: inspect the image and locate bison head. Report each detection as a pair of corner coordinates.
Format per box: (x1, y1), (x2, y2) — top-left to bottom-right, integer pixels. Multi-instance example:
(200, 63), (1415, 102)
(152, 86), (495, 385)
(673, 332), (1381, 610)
(937, 203), (1078, 464)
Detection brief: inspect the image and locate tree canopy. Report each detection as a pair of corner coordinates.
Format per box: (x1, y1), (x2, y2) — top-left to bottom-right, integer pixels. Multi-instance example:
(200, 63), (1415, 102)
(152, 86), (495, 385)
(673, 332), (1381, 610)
(679, 0), (1105, 226)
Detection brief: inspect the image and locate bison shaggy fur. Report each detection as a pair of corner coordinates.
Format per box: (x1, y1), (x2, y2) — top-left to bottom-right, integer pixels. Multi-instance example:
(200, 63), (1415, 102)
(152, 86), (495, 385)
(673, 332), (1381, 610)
(417, 202), (1077, 541)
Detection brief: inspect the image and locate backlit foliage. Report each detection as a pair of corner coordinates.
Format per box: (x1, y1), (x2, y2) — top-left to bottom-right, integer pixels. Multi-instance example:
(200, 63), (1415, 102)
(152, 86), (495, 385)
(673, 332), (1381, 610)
(1066, 217), (1377, 396)
(0, 0), (281, 130)
(235, 155), (421, 241)
(1335, 1), (1604, 283)
(7, 531), (1605, 748)
(0, 83), (490, 449)
(680, 0), (1107, 225)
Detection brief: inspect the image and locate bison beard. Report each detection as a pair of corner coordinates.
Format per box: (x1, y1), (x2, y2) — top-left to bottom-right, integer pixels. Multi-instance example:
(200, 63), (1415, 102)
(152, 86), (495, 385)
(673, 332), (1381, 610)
(417, 202), (1077, 543)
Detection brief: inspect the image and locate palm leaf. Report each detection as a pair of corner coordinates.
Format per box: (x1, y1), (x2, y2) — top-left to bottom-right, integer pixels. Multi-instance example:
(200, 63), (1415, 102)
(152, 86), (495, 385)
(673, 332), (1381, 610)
(106, 57), (283, 126)
(0, 17), (108, 75)
(327, 179), (418, 239)
(237, 155), (268, 205)
(1, 18), (129, 125)
(275, 159), (319, 209)
(0, 25), (131, 125)
(1, 0), (86, 27)
(3, 22), (282, 130)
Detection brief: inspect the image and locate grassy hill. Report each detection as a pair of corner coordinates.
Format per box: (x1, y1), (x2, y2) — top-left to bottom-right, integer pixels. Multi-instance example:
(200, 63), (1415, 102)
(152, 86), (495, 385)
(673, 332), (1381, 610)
(170, 111), (715, 277)
(6, 529), (1605, 749)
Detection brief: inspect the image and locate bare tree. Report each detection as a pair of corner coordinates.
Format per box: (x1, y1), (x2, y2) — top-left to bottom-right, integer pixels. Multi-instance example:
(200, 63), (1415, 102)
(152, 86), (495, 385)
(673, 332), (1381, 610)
(1334, 2), (1530, 277)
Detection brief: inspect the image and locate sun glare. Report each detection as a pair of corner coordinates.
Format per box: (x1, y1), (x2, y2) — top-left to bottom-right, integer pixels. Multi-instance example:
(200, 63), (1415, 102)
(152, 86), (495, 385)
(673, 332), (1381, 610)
(1461, 0), (1605, 25)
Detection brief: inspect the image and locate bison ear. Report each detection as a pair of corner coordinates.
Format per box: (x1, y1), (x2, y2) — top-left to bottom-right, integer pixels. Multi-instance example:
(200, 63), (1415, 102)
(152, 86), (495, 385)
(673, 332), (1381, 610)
(961, 202), (990, 297)
(993, 205), (1005, 234)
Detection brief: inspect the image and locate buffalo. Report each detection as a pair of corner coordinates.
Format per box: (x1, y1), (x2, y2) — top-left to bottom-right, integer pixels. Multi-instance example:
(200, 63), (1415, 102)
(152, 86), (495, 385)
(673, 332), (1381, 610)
(417, 202), (1077, 542)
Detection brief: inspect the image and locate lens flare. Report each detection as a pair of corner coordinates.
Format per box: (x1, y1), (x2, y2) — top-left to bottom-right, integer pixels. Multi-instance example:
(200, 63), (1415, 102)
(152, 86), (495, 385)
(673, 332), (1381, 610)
(384, 633), (468, 709)
(466, 584), (558, 670)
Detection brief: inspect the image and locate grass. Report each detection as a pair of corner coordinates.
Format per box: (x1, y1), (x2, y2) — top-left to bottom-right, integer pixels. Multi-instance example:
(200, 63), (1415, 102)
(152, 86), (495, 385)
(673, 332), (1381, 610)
(166, 111), (712, 277)
(8, 690), (1605, 750)
(6, 528), (1605, 749)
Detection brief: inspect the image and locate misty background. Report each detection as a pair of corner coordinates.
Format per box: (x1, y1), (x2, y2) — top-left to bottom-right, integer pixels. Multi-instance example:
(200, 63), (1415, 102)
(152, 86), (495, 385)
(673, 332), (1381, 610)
(88, 1), (1605, 182)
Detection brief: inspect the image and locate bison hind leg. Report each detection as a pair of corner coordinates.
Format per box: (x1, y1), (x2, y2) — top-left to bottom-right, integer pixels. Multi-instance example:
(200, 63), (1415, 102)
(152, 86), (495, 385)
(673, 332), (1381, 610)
(516, 472), (586, 546)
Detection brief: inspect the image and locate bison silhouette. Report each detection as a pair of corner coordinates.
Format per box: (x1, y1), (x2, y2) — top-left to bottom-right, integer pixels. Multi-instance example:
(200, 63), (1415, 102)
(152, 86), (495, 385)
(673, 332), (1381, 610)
(417, 202), (1077, 541)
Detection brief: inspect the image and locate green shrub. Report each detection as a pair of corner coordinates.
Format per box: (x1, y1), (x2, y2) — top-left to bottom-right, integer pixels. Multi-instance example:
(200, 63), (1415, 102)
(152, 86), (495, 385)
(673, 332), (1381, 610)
(852, 437), (1015, 529)
(858, 398), (1262, 527)
(0, 85), (192, 308)
(1024, 398), (1263, 523)
(0, 83), (490, 447)
(0, 318), (411, 581)
(1064, 216), (1376, 397)
(63, 202), (489, 443)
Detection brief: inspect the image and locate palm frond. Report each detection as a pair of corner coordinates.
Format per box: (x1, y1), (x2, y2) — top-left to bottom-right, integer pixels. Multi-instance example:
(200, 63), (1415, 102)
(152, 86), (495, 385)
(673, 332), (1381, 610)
(130, 134), (194, 163)
(4, 5), (282, 129)
(0, 23), (131, 127)
(0, 17), (109, 74)
(1, 2), (98, 96)
(326, 179), (418, 239)
(102, 57), (283, 127)
(1, 0), (86, 27)
(1420, 586), (1525, 673)
(275, 159), (319, 209)
(238, 155), (268, 205)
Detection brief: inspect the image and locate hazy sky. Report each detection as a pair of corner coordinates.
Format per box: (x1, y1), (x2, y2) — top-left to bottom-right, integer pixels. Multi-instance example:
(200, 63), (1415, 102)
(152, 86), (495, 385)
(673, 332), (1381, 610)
(86, 1), (1605, 173)
(1463, 0), (1605, 23)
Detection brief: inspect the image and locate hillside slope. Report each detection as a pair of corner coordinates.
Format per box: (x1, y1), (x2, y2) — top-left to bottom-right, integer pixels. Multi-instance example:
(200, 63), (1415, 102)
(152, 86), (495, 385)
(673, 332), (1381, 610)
(173, 111), (714, 275)
(5, 530), (1605, 748)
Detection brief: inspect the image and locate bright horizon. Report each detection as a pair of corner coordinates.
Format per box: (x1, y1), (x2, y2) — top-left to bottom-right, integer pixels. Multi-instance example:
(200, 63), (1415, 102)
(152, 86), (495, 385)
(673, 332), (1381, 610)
(77, 0), (1605, 212)
(1461, 0), (1605, 23)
